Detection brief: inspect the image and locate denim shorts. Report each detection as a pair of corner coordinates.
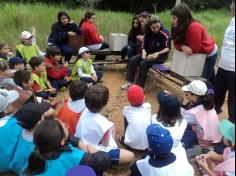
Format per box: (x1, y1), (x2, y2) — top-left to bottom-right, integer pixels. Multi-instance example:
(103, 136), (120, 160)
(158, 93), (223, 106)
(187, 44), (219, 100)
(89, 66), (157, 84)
(108, 149), (120, 165)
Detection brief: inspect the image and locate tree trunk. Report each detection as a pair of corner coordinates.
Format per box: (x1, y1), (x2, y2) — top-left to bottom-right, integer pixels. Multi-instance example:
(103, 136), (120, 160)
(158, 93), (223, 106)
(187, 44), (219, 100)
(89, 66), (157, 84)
(175, 0), (181, 6)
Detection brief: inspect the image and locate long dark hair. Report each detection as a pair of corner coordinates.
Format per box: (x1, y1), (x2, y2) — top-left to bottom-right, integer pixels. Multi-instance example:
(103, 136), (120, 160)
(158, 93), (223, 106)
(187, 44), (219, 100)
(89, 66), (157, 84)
(156, 106), (182, 127)
(57, 11), (71, 24)
(79, 11), (95, 28)
(24, 119), (71, 175)
(194, 91), (215, 110)
(171, 3), (195, 43)
(144, 15), (161, 35)
(128, 16), (142, 41)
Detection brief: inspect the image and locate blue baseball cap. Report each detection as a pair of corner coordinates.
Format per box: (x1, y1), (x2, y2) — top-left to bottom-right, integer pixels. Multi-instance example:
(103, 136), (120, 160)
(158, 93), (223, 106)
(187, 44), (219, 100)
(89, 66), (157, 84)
(147, 124), (176, 167)
(9, 57), (24, 65)
(157, 91), (181, 117)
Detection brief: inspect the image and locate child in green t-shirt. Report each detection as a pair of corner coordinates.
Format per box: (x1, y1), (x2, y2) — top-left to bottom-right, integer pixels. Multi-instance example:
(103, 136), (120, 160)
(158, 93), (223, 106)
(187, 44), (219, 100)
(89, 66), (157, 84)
(71, 47), (103, 84)
(16, 31), (45, 64)
(29, 57), (56, 99)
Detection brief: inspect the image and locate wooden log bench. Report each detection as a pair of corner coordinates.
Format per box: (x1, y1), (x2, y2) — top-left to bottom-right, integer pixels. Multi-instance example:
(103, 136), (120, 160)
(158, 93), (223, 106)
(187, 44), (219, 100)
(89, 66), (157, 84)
(69, 35), (122, 57)
(68, 35), (205, 90)
(149, 63), (206, 88)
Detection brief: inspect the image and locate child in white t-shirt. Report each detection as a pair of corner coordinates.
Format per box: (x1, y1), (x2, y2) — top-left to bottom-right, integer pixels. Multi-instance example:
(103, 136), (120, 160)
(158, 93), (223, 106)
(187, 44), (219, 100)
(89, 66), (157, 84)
(120, 84), (151, 150)
(152, 91), (194, 175)
(130, 124), (193, 176)
(75, 84), (134, 165)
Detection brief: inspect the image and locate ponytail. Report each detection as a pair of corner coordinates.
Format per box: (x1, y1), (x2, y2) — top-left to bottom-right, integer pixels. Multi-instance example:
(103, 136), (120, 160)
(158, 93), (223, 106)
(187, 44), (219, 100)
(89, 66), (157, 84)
(200, 89), (215, 110)
(79, 11), (95, 28)
(23, 148), (46, 175)
(79, 18), (86, 28)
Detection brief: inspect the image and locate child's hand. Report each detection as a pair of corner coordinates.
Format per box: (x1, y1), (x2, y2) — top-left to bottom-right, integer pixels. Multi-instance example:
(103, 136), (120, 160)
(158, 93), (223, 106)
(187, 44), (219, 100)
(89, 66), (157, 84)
(48, 88), (56, 94)
(68, 31), (77, 36)
(152, 52), (160, 59)
(137, 35), (144, 42)
(64, 76), (71, 82)
(92, 74), (98, 82)
(196, 155), (208, 170)
(181, 45), (193, 56)
(99, 35), (105, 42)
(147, 54), (155, 61)
(64, 61), (69, 68)
(142, 50), (147, 59)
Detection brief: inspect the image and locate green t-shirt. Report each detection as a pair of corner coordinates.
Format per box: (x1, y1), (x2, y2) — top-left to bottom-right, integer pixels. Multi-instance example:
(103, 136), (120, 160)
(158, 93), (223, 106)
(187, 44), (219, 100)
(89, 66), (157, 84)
(16, 44), (41, 63)
(71, 59), (93, 80)
(31, 71), (48, 91)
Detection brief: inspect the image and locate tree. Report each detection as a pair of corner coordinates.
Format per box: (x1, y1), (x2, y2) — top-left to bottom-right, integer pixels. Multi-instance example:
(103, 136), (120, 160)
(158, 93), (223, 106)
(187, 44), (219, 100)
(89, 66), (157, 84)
(175, 0), (181, 6)
(79, 0), (102, 10)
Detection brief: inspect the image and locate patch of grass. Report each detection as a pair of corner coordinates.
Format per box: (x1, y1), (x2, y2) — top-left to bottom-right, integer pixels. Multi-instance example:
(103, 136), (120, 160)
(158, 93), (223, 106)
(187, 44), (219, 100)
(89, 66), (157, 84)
(0, 2), (231, 54)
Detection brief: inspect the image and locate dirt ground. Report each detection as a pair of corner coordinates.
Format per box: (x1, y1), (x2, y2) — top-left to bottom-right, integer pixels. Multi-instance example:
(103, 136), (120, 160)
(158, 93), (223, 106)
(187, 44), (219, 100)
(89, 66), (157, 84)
(1, 64), (229, 176)
(55, 64), (229, 176)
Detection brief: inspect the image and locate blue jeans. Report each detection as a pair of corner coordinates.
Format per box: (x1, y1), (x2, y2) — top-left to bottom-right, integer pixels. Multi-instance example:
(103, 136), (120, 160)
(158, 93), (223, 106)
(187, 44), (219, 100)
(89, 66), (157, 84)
(202, 52), (218, 84)
(35, 91), (51, 100)
(181, 125), (198, 149)
(80, 72), (103, 84)
(50, 79), (70, 90)
(49, 43), (72, 62)
(121, 45), (137, 60)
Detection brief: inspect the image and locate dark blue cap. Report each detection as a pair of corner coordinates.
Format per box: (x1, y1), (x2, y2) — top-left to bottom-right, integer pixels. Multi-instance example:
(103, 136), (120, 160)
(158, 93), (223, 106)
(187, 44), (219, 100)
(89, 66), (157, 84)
(9, 57), (24, 65)
(147, 124), (173, 156)
(157, 91), (181, 117)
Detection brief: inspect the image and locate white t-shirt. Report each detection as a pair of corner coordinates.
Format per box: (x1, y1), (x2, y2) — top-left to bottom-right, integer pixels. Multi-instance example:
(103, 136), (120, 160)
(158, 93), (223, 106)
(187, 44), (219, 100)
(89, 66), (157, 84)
(67, 99), (86, 113)
(152, 116), (194, 175)
(123, 103), (152, 150)
(220, 17), (235, 71)
(136, 155), (194, 176)
(75, 109), (117, 152)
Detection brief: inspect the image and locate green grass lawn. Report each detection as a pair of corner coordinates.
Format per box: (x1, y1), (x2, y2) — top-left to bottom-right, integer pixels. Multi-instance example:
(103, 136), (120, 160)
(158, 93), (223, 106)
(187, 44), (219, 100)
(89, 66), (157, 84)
(0, 2), (232, 53)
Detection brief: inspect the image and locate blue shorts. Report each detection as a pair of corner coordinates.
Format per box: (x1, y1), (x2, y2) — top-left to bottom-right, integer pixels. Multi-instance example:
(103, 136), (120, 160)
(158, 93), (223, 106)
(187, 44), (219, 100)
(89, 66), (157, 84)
(108, 149), (120, 165)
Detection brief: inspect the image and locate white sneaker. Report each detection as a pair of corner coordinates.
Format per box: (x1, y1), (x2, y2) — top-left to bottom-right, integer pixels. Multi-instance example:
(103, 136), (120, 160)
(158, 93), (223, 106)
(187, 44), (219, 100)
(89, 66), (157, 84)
(121, 82), (132, 90)
(87, 83), (93, 87)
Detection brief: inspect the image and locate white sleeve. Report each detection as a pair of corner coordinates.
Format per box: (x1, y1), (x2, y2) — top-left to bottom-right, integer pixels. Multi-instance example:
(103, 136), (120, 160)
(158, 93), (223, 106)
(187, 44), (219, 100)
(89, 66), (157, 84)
(225, 172), (235, 176)
(182, 112), (198, 125)
(38, 50), (46, 58)
(91, 65), (96, 74)
(77, 67), (92, 78)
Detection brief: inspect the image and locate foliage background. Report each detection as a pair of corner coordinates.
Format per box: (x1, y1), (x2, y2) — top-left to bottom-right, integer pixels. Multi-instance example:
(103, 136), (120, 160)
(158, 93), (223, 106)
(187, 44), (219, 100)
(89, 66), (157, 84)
(2, 0), (232, 12)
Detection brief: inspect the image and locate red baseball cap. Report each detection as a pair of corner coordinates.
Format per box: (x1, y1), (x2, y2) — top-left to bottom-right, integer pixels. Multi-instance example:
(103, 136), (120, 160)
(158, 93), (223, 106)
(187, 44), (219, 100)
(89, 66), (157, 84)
(127, 85), (144, 106)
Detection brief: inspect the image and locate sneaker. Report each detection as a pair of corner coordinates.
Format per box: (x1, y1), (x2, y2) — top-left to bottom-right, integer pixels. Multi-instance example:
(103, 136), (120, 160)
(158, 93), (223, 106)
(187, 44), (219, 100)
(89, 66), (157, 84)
(121, 82), (132, 90)
(87, 83), (93, 87)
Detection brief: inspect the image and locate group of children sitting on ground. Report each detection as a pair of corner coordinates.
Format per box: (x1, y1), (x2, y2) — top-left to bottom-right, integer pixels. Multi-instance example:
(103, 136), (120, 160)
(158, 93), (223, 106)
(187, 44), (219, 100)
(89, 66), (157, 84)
(0, 50), (235, 175)
(0, 13), (234, 176)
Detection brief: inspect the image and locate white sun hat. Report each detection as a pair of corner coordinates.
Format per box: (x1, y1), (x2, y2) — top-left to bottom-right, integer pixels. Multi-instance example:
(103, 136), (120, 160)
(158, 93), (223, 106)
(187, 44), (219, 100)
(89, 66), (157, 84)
(182, 80), (208, 96)
(0, 89), (19, 113)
